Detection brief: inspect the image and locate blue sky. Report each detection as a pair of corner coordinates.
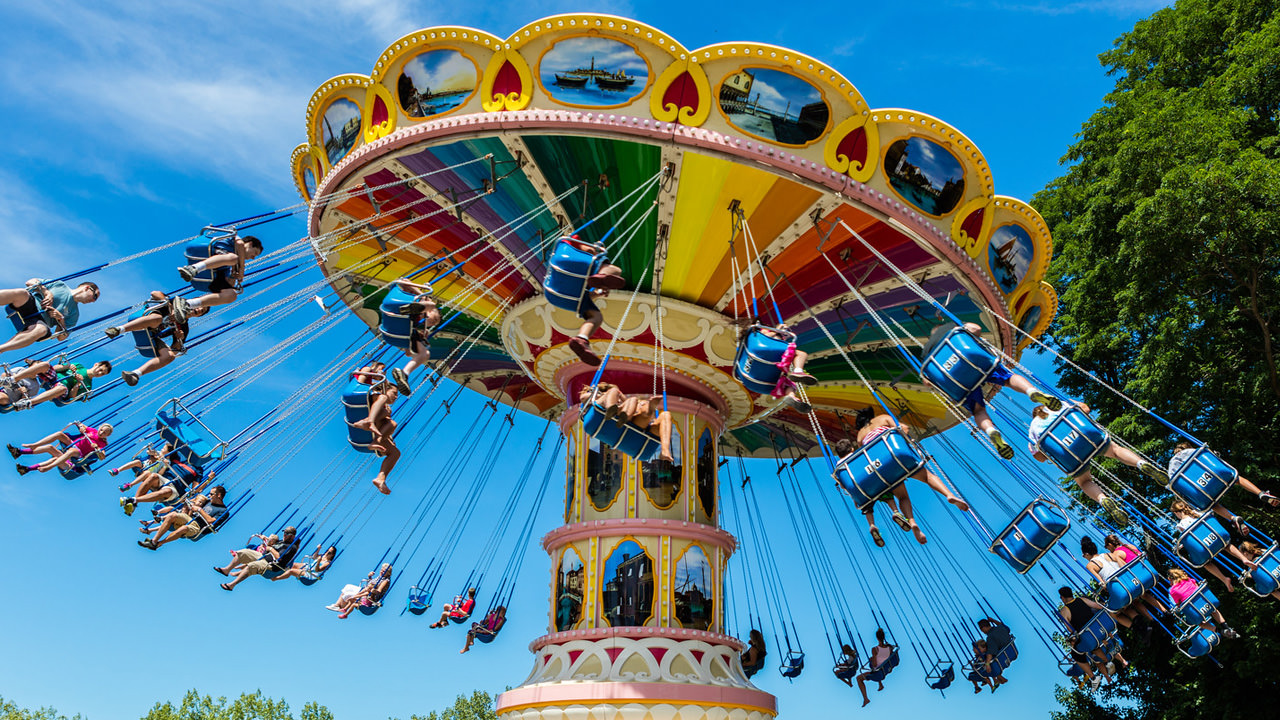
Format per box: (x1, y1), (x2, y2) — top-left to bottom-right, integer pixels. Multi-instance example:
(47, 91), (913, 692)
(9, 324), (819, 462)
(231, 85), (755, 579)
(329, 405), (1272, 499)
(0, 1), (1173, 719)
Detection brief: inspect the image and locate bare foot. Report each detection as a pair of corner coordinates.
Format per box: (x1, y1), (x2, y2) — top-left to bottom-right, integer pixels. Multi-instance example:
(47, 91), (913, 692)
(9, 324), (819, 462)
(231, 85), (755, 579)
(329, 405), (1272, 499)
(912, 524), (928, 544)
(373, 478), (391, 495)
(861, 698), (870, 707)
(460, 648), (469, 654)
(660, 452), (674, 463)
(949, 496), (970, 512)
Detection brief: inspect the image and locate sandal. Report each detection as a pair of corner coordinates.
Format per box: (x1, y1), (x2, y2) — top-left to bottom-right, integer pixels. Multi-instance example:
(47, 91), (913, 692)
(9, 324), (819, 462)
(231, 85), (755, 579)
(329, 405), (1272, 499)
(214, 565), (229, 576)
(891, 512), (911, 532)
(870, 527), (885, 548)
(1258, 491), (1280, 508)
(220, 583), (233, 591)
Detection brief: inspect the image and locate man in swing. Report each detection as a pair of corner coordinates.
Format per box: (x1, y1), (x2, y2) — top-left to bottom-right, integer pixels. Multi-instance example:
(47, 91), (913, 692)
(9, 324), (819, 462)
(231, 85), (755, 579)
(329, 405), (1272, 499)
(1, 278), (100, 356)
(104, 290), (210, 386)
(557, 235), (625, 367)
(387, 279), (440, 396)
(919, 320), (1061, 460)
(0, 358), (112, 411)
(576, 384), (675, 462)
(173, 234), (263, 319)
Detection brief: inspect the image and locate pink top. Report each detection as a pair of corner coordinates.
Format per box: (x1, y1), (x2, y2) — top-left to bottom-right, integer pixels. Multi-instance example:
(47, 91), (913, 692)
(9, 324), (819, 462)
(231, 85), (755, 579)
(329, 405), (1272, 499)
(1115, 545), (1140, 563)
(72, 427), (105, 456)
(1169, 578), (1199, 606)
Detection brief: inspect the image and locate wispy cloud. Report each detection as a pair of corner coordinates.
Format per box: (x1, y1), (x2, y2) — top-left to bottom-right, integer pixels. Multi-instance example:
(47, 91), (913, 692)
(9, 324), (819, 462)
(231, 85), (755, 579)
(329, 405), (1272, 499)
(986, 0), (1170, 16)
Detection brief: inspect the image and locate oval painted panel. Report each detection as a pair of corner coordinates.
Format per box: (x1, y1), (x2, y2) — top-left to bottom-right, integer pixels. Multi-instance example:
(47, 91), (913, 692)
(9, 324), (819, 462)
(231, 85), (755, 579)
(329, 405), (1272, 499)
(884, 136), (965, 216)
(397, 49), (477, 119)
(540, 36), (648, 107)
(1018, 304), (1043, 337)
(302, 167), (317, 198)
(674, 545), (714, 631)
(695, 428), (715, 522)
(320, 98), (361, 165)
(555, 547), (585, 631)
(602, 539), (654, 627)
(988, 224), (1035, 294)
(718, 67), (829, 146)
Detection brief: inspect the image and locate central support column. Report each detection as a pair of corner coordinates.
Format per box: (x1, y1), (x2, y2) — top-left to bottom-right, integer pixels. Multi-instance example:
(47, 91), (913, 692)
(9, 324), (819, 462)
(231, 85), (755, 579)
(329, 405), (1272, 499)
(496, 398), (777, 720)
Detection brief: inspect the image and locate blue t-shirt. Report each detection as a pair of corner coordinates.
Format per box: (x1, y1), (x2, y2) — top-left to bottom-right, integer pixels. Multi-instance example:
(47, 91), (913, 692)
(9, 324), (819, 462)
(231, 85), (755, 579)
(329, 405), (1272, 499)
(36, 280), (80, 330)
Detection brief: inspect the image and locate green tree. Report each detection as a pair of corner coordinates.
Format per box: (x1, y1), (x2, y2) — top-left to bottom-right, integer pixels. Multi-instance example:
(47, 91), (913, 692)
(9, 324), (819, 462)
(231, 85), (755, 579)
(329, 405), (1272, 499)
(1035, 1), (1280, 719)
(1, 696), (83, 720)
(142, 690), (333, 720)
(394, 690), (496, 720)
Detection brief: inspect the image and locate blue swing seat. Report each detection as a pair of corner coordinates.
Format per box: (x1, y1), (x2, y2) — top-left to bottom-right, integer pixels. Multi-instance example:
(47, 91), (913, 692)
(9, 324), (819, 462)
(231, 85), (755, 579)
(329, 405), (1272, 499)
(1167, 446), (1237, 512)
(128, 303), (169, 359)
(184, 232), (237, 294)
(919, 326), (1000, 403)
(927, 660), (955, 691)
(831, 428), (925, 510)
(990, 641), (1018, 674)
(1033, 407), (1110, 476)
(377, 283), (422, 351)
(1059, 655), (1086, 678)
(1243, 543), (1280, 597)
(580, 401), (662, 460)
(733, 326), (793, 395)
(1175, 626), (1219, 659)
(1173, 583), (1219, 626)
(1175, 513), (1230, 568)
(990, 498), (1070, 573)
(1101, 556), (1158, 612)
(860, 647), (900, 683)
(779, 651), (804, 679)
(406, 587), (432, 615)
(542, 239), (608, 314)
(154, 400), (226, 470)
(474, 611), (507, 644)
(58, 454), (97, 480)
(1071, 610), (1117, 655)
(342, 378), (377, 453)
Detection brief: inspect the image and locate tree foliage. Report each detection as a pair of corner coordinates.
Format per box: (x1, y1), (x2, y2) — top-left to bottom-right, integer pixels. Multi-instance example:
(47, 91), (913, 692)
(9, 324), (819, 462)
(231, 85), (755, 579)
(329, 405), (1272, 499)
(141, 691), (332, 720)
(1, 697), (83, 720)
(1035, 0), (1280, 718)
(393, 691), (496, 720)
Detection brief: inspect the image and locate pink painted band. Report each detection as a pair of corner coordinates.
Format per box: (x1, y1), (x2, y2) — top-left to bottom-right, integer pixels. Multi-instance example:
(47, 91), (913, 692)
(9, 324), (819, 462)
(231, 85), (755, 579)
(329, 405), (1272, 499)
(496, 681), (777, 715)
(527, 625), (746, 652)
(542, 517), (736, 554)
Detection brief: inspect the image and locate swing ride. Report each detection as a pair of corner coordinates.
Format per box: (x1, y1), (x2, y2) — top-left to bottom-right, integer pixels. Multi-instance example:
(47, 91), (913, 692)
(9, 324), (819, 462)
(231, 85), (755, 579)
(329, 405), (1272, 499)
(3, 11), (1276, 720)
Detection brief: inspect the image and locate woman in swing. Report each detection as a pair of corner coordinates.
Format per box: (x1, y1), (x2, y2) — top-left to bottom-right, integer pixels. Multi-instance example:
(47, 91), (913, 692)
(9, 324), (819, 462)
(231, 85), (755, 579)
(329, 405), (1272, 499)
(353, 382), (400, 495)
(11, 421), (113, 475)
(272, 544), (338, 583)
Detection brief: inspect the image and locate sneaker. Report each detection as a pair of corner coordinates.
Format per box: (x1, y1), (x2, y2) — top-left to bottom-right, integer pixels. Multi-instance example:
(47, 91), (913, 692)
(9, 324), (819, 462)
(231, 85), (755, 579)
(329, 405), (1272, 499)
(1089, 676), (1102, 691)
(171, 297), (190, 324)
(568, 337), (601, 366)
(13, 399), (30, 411)
(787, 370), (818, 386)
(1029, 392), (1062, 411)
(109, 468), (120, 477)
(781, 395), (812, 414)
(123, 499), (136, 516)
(1222, 626), (1239, 640)
(1097, 495), (1129, 527)
(1137, 460), (1170, 484)
(391, 368), (412, 396)
(122, 371), (140, 387)
(138, 538), (157, 550)
(15, 464), (29, 476)
(990, 431), (1015, 460)
(104, 326), (121, 339)
(177, 265), (197, 282)
(6, 444), (20, 459)
(587, 273), (625, 290)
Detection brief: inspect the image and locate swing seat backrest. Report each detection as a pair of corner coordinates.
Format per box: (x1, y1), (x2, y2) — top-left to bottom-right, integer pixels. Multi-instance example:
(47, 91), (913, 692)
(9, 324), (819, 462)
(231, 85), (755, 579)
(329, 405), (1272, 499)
(831, 428), (925, 510)
(1034, 407), (1109, 476)
(155, 410), (225, 470)
(733, 327), (792, 395)
(475, 613), (506, 642)
(1174, 584), (1220, 626)
(919, 326), (1000, 403)
(357, 602), (381, 616)
(341, 379), (376, 453)
(58, 454), (96, 480)
(779, 651), (804, 678)
(860, 648), (899, 682)
(1071, 610), (1117, 654)
(1175, 513), (1230, 568)
(405, 587), (431, 614)
(128, 304), (165, 359)
(184, 235), (236, 293)
(1102, 557), (1158, 612)
(543, 240), (608, 313)
(378, 283), (419, 351)
(1243, 544), (1280, 597)
(1175, 626), (1219, 659)
(580, 402), (662, 460)
(989, 498), (1070, 574)
(989, 641), (1018, 674)
(1168, 447), (1238, 512)
(833, 662), (858, 680)
(1059, 656), (1086, 678)
(928, 665), (955, 690)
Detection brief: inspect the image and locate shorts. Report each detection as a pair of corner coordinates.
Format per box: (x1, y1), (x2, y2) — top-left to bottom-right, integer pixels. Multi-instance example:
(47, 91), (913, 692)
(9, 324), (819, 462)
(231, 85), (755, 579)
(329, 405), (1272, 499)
(243, 559), (270, 576)
(9, 293), (51, 338)
(176, 522), (202, 538)
(1069, 650), (1090, 664)
(2, 377), (40, 403)
(169, 512), (193, 525)
(961, 364), (1013, 413)
(207, 273), (233, 293)
(234, 548), (263, 564)
(576, 295), (599, 321)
